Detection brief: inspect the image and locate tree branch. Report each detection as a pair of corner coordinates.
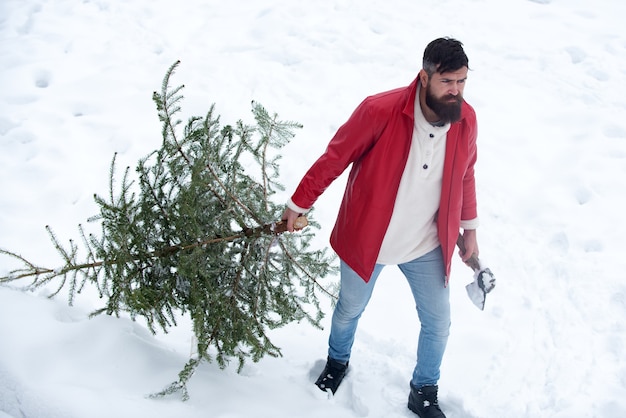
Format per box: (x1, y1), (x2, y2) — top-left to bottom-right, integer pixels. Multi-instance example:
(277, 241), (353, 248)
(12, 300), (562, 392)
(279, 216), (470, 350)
(0, 217), (308, 284)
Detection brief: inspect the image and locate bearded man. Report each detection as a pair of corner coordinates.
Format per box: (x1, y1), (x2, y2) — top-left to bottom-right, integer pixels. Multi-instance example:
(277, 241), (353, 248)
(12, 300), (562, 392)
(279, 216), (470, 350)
(282, 37), (480, 418)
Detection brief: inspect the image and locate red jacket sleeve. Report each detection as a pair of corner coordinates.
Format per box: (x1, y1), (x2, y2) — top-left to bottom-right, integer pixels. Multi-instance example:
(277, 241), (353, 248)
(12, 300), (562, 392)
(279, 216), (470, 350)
(290, 98), (381, 209)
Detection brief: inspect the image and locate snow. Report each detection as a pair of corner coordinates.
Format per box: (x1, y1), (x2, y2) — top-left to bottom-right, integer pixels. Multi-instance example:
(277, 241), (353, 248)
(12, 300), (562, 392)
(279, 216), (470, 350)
(1, 0), (626, 416)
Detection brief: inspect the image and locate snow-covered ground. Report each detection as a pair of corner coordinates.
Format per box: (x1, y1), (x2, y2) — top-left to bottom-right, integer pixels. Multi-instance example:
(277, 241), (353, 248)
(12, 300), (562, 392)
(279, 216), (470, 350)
(1, 0), (626, 417)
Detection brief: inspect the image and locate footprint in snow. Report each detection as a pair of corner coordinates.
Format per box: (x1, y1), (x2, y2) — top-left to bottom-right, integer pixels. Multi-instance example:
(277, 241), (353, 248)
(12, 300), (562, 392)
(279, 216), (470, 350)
(34, 69), (52, 88)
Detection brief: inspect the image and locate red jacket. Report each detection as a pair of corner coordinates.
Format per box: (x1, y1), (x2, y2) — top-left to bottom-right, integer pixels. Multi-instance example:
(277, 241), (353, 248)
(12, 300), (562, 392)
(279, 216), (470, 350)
(291, 77), (478, 283)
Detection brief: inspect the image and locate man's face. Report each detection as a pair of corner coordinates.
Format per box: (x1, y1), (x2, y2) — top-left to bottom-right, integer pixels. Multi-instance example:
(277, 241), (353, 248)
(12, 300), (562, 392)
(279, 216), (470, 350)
(424, 67), (468, 124)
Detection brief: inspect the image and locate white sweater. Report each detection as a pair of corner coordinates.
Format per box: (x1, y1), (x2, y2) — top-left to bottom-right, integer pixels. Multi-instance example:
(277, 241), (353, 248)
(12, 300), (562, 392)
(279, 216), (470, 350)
(376, 91), (478, 265)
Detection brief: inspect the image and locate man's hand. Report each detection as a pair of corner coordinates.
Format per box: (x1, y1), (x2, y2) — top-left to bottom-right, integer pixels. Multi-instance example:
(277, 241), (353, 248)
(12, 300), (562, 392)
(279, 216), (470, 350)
(459, 229), (479, 263)
(281, 207), (302, 232)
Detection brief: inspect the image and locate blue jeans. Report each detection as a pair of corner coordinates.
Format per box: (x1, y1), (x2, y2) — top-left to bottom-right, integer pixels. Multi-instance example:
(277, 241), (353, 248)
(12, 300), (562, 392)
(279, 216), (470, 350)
(327, 246), (450, 388)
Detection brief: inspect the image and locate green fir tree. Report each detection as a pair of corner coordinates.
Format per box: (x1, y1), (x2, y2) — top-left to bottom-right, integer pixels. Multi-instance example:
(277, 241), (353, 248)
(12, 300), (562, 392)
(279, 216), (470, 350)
(0, 61), (337, 400)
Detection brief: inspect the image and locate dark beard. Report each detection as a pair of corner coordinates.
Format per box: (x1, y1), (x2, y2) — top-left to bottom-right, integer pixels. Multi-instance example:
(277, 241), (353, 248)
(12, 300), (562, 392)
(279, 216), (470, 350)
(425, 84), (463, 124)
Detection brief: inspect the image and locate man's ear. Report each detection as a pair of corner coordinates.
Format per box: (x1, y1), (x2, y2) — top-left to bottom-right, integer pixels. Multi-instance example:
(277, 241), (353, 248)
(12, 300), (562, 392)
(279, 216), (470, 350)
(419, 69), (429, 88)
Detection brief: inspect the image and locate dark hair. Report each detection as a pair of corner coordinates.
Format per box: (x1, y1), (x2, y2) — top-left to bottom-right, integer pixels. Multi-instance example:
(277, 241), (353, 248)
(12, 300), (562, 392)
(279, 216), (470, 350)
(422, 37), (469, 75)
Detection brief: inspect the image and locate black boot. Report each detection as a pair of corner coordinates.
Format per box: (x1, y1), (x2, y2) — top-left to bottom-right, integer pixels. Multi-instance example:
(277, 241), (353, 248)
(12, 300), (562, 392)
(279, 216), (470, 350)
(408, 384), (446, 418)
(315, 357), (348, 394)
